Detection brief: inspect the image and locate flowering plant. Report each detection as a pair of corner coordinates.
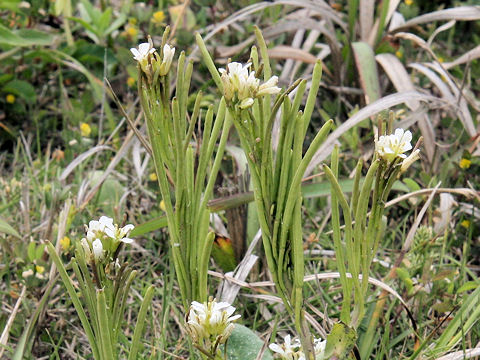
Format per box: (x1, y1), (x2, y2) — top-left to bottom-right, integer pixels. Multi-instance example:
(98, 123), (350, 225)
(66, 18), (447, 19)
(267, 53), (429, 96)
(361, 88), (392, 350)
(46, 217), (154, 360)
(269, 335), (326, 360)
(196, 28), (332, 358)
(323, 117), (422, 331)
(186, 298), (241, 358)
(133, 27), (231, 307)
(219, 62), (281, 109)
(81, 216), (134, 262)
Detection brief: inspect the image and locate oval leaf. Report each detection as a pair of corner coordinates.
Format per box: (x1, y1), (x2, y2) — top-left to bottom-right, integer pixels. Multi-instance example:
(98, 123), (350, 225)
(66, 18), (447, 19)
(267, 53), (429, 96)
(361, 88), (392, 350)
(224, 324), (273, 360)
(0, 217), (21, 238)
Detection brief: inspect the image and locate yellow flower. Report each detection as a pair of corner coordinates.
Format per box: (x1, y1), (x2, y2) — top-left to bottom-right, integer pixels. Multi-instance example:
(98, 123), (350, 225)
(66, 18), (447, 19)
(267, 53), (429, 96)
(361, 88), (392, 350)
(80, 122), (91, 137)
(149, 172), (158, 181)
(395, 50), (403, 59)
(60, 236), (71, 251)
(459, 158), (471, 169)
(152, 11), (165, 24)
(126, 26), (138, 38)
(127, 76), (135, 87)
(405, 0), (413, 5)
(438, 57), (444, 63)
(35, 265), (45, 274)
(160, 199), (166, 212)
(460, 220), (470, 229)
(6, 94), (15, 104)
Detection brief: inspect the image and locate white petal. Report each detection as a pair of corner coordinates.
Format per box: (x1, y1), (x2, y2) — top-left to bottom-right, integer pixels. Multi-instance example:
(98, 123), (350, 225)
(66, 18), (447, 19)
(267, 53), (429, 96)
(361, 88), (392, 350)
(99, 216), (114, 227)
(269, 343), (285, 354)
(104, 227), (115, 239)
(121, 223), (135, 233)
(138, 42), (151, 55)
(130, 48), (140, 58)
(92, 239), (103, 260)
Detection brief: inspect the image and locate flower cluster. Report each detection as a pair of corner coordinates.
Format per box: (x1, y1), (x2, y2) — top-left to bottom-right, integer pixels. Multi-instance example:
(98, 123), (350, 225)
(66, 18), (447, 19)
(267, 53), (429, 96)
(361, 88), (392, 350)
(80, 216), (134, 262)
(219, 62), (281, 109)
(186, 298), (241, 352)
(375, 128), (420, 171)
(130, 40), (175, 80)
(269, 335), (326, 360)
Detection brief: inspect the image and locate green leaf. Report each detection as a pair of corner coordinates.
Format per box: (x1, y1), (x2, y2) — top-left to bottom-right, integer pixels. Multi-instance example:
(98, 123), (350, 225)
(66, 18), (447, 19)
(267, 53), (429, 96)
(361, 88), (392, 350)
(69, 17), (100, 42)
(223, 325), (273, 360)
(35, 244), (45, 260)
(457, 281), (479, 294)
(97, 7), (112, 33)
(27, 242), (36, 262)
(352, 42), (381, 104)
(17, 29), (55, 46)
(0, 24), (54, 47)
(3, 80), (36, 104)
(0, 216), (21, 238)
(324, 322), (357, 360)
(129, 216), (167, 237)
(0, 0), (22, 12)
(104, 14), (126, 36)
(403, 178), (421, 192)
(128, 285), (155, 360)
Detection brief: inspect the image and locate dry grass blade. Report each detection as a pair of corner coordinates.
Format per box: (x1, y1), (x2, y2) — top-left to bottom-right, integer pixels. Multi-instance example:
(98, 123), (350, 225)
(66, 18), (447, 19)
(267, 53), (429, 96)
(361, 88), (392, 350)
(212, 270), (409, 309)
(443, 45), (480, 69)
(78, 131), (136, 210)
(216, 36), (255, 58)
(376, 53), (435, 161)
(217, 230), (262, 304)
(409, 63), (455, 101)
(0, 286), (26, 358)
(385, 187), (480, 208)
(106, 79), (152, 156)
(267, 45), (318, 64)
(190, 0), (346, 59)
(435, 349), (480, 360)
(263, 18), (342, 81)
(427, 20), (456, 47)
(305, 91), (438, 176)
(59, 145), (112, 181)
(305, 273), (410, 309)
(390, 6), (480, 32)
(424, 62), (476, 136)
(389, 32), (476, 136)
(359, 0), (375, 42)
(401, 182), (441, 254)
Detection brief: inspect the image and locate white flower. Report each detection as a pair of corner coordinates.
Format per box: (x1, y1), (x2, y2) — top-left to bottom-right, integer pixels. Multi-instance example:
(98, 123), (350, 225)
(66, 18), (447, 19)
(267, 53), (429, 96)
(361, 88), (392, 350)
(269, 335), (302, 359)
(219, 62), (281, 108)
(269, 335), (326, 360)
(375, 128), (413, 163)
(130, 42), (156, 63)
(92, 238), (104, 261)
(86, 216), (134, 244)
(103, 222), (134, 244)
(186, 298), (241, 348)
(86, 216), (114, 241)
(158, 44), (175, 76)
